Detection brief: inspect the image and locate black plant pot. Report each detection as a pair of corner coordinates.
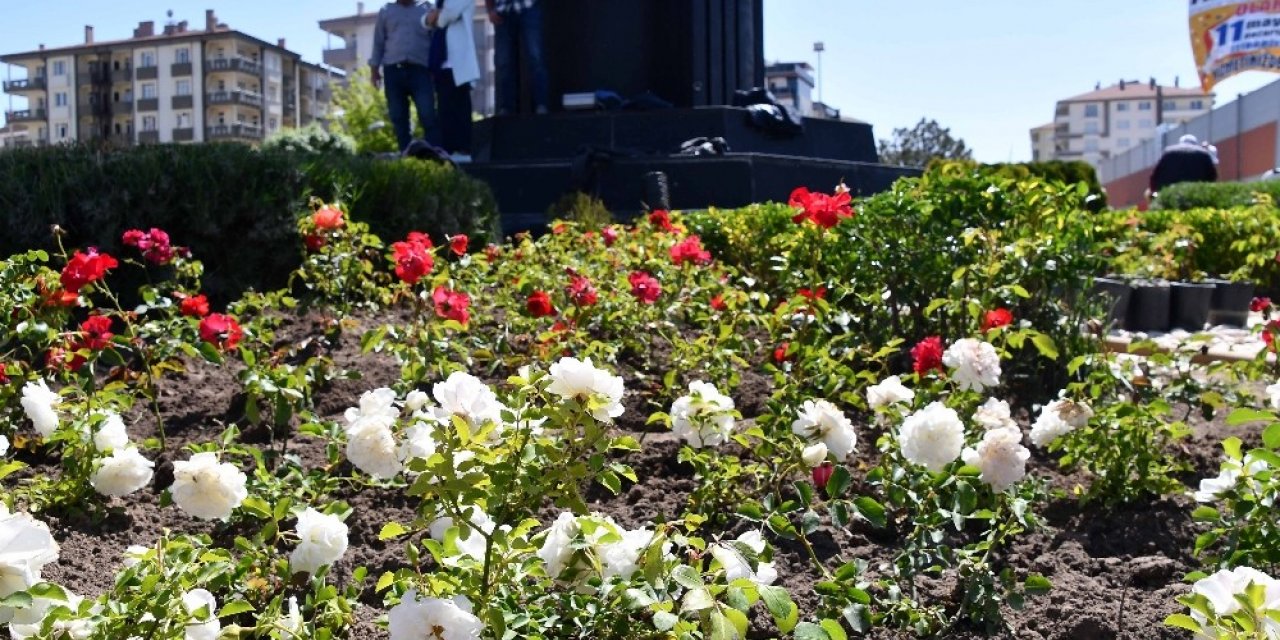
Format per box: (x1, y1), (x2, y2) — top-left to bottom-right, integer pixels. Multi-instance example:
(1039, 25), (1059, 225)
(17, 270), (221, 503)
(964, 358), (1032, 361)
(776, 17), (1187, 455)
(1171, 282), (1215, 331)
(1127, 280), (1171, 332)
(1205, 279), (1255, 327)
(1092, 277), (1132, 329)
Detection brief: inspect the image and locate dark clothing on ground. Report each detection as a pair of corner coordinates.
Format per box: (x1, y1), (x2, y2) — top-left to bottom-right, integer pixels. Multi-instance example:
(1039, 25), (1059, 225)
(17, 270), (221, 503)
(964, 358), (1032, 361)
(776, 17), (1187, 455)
(1150, 145), (1219, 192)
(493, 1), (549, 114)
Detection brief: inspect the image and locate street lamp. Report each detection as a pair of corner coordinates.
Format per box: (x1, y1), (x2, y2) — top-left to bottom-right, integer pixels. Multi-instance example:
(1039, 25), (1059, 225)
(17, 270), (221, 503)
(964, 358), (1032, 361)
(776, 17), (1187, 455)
(813, 41), (825, 107)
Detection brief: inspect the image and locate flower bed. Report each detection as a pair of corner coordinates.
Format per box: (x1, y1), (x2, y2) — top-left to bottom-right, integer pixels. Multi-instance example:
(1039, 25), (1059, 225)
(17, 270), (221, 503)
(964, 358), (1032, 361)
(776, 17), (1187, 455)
(2, 170), (1280, 639)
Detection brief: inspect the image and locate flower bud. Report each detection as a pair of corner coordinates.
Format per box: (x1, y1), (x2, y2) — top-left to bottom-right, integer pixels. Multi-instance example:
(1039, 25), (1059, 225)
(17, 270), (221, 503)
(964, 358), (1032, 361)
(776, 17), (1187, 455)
(812, 462), (835, 489)
(801, 442), (828, 468)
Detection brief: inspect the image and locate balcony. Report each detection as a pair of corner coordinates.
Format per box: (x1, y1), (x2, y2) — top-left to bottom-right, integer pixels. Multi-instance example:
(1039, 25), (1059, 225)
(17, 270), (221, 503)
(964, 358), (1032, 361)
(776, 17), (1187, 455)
(171, 62), (193, 77)
(206, 90), (263, 108)
(172, 94), (193, 109)
(136, 97), (159, 112)
(3, 77), (46, 92)
(5, 108), (45, 123)
(173, 127), (195, 142)
(322, 46), (357, 68)
(206, 123), (263, 141)
(112, 67), (133, 83)
(204, 57), (262, 76)
(77, 100), (114, 117)
(138, 130), (160, 144)
(136, 65), (159, 80)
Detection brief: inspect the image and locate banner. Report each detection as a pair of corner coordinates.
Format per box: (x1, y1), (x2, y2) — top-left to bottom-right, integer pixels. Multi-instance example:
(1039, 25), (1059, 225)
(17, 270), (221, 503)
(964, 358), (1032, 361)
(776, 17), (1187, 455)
(1190, 1), (1280, 90)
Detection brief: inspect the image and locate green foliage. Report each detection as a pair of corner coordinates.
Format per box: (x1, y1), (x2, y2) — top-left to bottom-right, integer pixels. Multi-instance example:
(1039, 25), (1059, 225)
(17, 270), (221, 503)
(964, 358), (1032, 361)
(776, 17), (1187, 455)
(548, 192), (613, 231)
(877, 118), (973, 168)
(932, 160), (1107, 211)
(1153, 179), (1280, 210)
(0, 143), (499, 304)
(330, 67), (408, 154)
(262, 122), (357, 156)
(1114, 204), (1280, 286)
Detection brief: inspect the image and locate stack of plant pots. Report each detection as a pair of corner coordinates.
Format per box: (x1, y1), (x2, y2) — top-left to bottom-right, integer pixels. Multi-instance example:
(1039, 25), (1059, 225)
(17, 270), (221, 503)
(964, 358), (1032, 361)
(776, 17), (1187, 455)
(1090, 276), (1254, 332)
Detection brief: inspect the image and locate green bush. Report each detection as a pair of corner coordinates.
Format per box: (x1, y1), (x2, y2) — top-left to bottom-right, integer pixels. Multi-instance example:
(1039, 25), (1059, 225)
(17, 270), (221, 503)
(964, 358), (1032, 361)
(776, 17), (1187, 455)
(547, 192), (613, 231)
(1152, 180), (1280, 210)
(0, 143), (499, 303)
(1106, 205), (1280, 287)
(261, 123), (356, 156)
(928, 159), (1107, 211)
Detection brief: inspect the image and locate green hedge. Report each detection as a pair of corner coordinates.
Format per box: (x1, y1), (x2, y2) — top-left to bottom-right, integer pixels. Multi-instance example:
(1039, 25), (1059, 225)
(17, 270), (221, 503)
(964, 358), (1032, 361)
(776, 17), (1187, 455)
(1152, 180), (1280, 210)
(926, 159), (1107, 210)
(0, 144), (499, 303)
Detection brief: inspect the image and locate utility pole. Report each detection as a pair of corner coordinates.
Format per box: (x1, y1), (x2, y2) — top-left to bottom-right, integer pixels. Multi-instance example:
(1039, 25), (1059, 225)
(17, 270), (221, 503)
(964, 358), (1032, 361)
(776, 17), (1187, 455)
(813, 41), (825, 107)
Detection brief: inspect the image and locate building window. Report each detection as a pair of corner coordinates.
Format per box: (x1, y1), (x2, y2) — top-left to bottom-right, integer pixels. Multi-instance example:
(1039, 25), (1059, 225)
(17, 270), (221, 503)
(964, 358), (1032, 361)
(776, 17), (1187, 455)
(141, 83), (157, 99)
(177, 112), (191, 128)
(269, 117), (278, 129)
(1118, 138), (1131, 148)
(1163, 100), (1176, 111)
(1116, 102), (1130, 112)
(1083, 121), (1099, 134)
(176, 48), (190, 63)
(1138, 118), (1153, 128)
(1139, 101), (1153, 111)
(1117, 120), (1131, 130)
(1084, 138), (1099, 152)
(52, 61), (66, 76)
(54, 92), (67, 107)
(57, 124), (68, 139)
(142, 116), (156, 131)
(140, 52), (156, 67)
(1190, 99), (1205, 110)
(176, 80), (191, 96)
(1084, 104), (1099, 117)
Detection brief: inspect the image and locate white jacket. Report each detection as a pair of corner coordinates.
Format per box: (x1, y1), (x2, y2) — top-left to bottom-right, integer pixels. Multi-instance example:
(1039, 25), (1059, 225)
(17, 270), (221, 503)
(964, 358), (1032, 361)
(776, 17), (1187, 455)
(426, 0), (480, 86)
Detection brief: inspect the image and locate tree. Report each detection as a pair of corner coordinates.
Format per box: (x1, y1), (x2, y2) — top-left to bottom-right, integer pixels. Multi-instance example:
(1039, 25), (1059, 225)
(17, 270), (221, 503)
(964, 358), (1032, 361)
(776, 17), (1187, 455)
(877, 118), (973, 167)
(330, 66), (421, 154)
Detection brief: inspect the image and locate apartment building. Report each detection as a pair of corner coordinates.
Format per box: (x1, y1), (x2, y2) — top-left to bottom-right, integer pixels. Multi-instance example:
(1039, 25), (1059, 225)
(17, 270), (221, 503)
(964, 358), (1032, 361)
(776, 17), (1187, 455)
(1, 10), (336, 148)
(1032, 80), (1213, 168)
(320, 1), (495, 116)
(1029, 122), (1055, 162)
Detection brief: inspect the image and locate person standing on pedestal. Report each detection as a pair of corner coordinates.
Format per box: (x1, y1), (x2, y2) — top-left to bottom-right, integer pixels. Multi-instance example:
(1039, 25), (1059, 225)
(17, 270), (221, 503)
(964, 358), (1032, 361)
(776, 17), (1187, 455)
(369, 0), (440, 152)
(425, 0), (479, 161)
(485, 0), (549, 115)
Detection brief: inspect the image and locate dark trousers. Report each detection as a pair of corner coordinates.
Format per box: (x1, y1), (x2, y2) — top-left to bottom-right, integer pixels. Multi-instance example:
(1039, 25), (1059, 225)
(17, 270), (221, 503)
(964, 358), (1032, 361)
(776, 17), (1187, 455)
(383, 62), (440, 151)
(434, 69), (473, 154)
(494, 4), (549, 114)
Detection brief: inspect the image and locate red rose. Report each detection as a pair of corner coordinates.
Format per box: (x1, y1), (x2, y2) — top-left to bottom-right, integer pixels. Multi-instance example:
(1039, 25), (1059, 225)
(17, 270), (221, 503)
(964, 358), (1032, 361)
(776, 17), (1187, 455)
(789, 186), (853, 228)
(602, 227), (619, 247)
(432, 286), (471, 325)
(79, 315), (114, 351)
(391, 233), (435, 285)
(812, 462), (835, 489)
(1265, 320), (1280, 351)
(982, 308), (1014, 333)
(449, 234), (469, 257)
(527, 290), (556, 317)
(122, 229), (147, 247)
(60, 249), (118, 293)
(304, 234), (327, 252)
(798, 287), (828, 301)
(313, 205), (344, 230)
(180, 294), (210, 318)
(710, 294), (727, 311)
(648, 209), (675, 232)
(1252, 297), (1272, 313)
(773, 342), (792, 364)
(552, 223), (567, 235)
(566, 274), (598, 307)
(199, 313), (243, 350)
(46, 346), (76, 372)
(669, 235), (712, 266)
(484, 243), (501, 263)
(0, 364), (8, 385)
(628, 271), (662, 304)
(911, 335), (944, 374)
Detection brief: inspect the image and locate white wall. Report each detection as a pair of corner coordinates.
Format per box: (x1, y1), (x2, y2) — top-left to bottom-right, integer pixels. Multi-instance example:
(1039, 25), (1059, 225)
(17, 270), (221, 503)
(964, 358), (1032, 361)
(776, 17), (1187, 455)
(47, 55), (73, 143)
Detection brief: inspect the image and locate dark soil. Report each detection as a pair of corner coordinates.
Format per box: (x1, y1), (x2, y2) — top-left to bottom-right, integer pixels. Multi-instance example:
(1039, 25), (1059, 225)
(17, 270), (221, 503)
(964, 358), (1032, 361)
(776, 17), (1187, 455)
(14, 305), (1257, 639)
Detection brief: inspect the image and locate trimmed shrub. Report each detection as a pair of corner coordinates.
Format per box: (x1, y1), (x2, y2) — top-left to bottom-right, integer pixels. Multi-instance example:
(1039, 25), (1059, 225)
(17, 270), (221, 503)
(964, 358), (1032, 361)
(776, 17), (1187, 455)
(261, 123), (357, 156)
(0, 143), (499, 303)
(1152, 180), (1280, 210)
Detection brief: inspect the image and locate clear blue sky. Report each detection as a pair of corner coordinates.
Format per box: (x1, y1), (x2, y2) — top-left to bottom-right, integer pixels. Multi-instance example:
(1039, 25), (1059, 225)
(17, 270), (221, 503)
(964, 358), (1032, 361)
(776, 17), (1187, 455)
(3, 1), (1276, 162)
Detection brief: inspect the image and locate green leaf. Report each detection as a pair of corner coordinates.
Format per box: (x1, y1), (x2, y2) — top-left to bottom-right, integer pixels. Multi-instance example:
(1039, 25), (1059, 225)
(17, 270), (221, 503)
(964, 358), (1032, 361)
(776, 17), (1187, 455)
(760, 585), (796, 631)
(0, 592), (32, 609)
(1227, 408), (1277, 427)
(1191, 506), (1219, 522)
(819, 619), (848, 640)
(1164, 613), (1202, 633)
(197, 340), (224, 364)
(1009, 284), (1031, 298)
(1031, 333), (1059, 360)
(681, 588), (715, 612)
(1265, 423), (1280, 449)
(1024, 573), (1052, 595)
(379, 522), (408, 540)
(852, 496), (886, 528)
(240, 496), (272, 520)
(793, 621), (831, 640)
(218, 600), (255, 617)
(825, 466), (852, 499)
(375, 571), (395, 593)
(672, 564), (704, 590)
(653, 611), (679, 632)
(722, 608), (749, 638)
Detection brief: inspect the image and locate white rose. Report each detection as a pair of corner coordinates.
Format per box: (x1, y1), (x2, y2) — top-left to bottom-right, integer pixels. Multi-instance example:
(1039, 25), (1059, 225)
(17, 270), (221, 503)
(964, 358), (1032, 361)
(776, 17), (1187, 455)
(866, 375), (914, 410)
(432, 372), (507, 439)
(343, 387), (399, 432)
(1267, 381), (1280, 411)
(0, 435), (8, 457)
(1192, 566), (1280, 617)
(0, 508), (59, 608)
(898, 402), (965, 472)
(598, 525), (656, 581)
(8, 591), (91, 640)
(670, 381), (736, 448)
(182, 588), (221, 640)
(430, 507), (494, 564)
(169, 452), (248, 521)
(387, 590), (483, 640)
(961, 427), (1030, 491)
(122, 545), (150, 568)
(93, 412), (130, 452)
(942, 338), (1002, 392)
(280, 596), (304, 639)
(404, 389), (432, 413)
(397, 422), (438, 464)
(20, 379), (59, 438)
(709, 530), (777, 586)
(801, 442), (829, 468)
(290, 508), (349, 575)
(91, 447), (155, 497)
(1194, 454), (1270, 503)
(545, 357), (626, 423)
(537, 512), (580, 580)
(346, 420), (403, 479)
(1028, 398), (1091, 447)
(791, 399), (857, 460)
(972, 398), (1017, 431)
